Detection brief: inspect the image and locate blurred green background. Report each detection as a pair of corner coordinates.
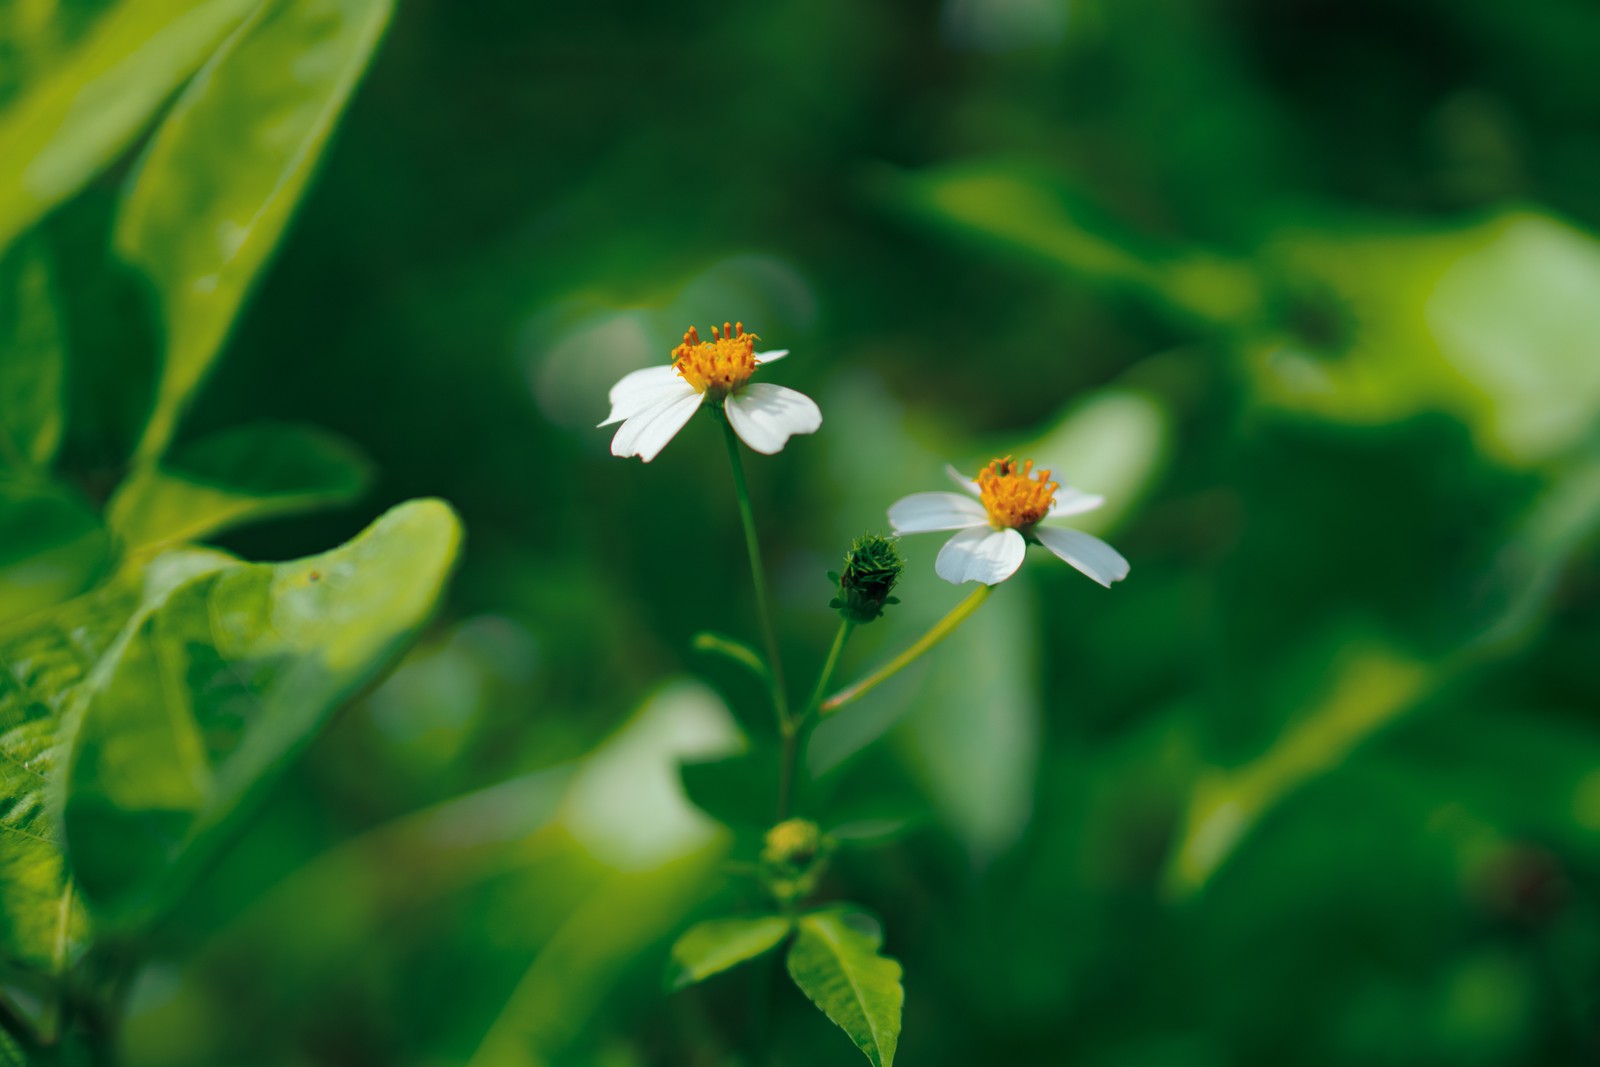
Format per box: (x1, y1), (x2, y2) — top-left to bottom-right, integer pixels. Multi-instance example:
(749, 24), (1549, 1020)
(8, 0), (1600, 1063)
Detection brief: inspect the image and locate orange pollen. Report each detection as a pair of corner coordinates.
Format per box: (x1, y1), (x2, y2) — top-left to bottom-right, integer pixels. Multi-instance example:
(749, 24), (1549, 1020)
(671, 321), (760, 394)
(977, 456), (1058, 529)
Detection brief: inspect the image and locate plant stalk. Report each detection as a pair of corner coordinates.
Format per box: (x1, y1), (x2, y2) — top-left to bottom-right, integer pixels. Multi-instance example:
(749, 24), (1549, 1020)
(820, 584), (993, 715)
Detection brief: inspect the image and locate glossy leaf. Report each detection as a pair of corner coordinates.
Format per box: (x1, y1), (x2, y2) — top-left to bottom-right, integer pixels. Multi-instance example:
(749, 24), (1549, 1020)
(666, 915), (791, 990)
(0, 481), (111, 628)
(0, 236), (65, 471)
(116, 0), (395, 459)
(0, 548), (230, 1030)
(0, 0), (256, 253)
(63, 498), (461, 921)
(107, 421), (370, 553)
(785, 908), (903, 1067)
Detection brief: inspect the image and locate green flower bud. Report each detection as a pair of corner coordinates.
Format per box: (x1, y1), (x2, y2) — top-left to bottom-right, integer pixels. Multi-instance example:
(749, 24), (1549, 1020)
(761, 818), (831, 905)
(828, 534), (904, 624)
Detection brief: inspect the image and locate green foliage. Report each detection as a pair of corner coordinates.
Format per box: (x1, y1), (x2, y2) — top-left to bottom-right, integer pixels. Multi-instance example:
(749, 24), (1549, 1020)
(0, 548), (228, 1019)
(0, 0), (257, 253)
(665, 915), (791, 990)
(785, 908), (904, 1067)
(116, 0), (394, 459)
(0, 235), (65, 472)
(64, 499), (460, 921)
(107, 421), (370, 553)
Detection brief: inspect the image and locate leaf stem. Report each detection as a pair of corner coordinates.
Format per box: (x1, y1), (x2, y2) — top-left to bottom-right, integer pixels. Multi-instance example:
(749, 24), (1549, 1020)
(820, 584), (993, 715)
(721, 417), (791, 736)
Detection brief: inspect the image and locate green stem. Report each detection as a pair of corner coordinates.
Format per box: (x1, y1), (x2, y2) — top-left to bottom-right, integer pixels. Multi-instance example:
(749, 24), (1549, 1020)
(775, 619), (856, 822)
(820, 584), (993, 715)
(721, 418), (791, 735)
(805, 619), (854, 720)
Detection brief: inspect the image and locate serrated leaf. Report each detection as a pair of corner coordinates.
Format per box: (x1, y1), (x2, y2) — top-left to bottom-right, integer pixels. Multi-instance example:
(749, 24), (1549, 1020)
(107, 421), (370, 553)
(0, 0), (257, 253)
(0, 236), (65, 471)
(116, 0), (394, 460)
(785, 908), (903, 1067)
(0, 547), (232, 1035)
(0, 481), (112, 628)
(63, 498), (461, 922)
(666, 915), (791, 990)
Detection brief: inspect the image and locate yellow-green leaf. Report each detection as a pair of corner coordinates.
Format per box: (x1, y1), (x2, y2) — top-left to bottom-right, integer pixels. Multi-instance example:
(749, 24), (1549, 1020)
(107, 421), (370, 553)
(0, 235), (65, 471)
(0, 0), (257, 253)
(62, 499), (461, 922)
(116, 0), (394, 460)
(666, 915), (791, 990)
(785, 908), (903, 1067)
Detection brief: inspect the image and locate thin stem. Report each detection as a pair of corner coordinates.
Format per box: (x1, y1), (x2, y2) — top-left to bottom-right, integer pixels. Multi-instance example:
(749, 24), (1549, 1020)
(804, 619), (854, 720)
(820, 584), (993, 715)
(776, 619), (856, 822)
(721, 418), (791, 734)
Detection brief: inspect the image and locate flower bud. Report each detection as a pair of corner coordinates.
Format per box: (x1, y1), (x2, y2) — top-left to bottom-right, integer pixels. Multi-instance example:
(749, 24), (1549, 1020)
(761, 818), (831, 905)
(828, 534), (904, 624)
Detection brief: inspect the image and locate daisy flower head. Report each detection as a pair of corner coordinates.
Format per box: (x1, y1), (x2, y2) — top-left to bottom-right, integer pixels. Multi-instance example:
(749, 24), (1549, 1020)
(600, 322), (822, 462)
(888, 456), (1130, 588)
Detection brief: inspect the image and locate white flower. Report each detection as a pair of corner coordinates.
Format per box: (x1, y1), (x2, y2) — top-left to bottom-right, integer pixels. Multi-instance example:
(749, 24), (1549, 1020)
(600, 322), (822, 462)
(888, 456), (1130, 588)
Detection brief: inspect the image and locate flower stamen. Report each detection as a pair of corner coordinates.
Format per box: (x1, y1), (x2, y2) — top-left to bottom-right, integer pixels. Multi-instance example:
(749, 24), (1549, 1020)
(672, 321), (760, 394)
(977, 456), (1057, 529)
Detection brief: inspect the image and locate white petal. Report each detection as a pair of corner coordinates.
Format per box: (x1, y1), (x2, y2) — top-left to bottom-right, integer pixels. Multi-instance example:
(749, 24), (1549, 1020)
(754, 349), (789, 365)
(944, 463), (981, 497)
(724, 383), (822, 455)
(1033, 525), (1129, 587)
(887, 492), (988, 534)
(1049, 487), (1105, 518)
(934, 526), (1026, 586)
(599, 366), (694, 427)
(610, 391), (705, 462)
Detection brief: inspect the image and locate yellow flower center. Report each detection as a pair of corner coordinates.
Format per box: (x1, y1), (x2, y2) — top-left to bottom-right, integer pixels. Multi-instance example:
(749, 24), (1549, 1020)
(978, 456), (1057, 529)
(672, 322), (760, 394)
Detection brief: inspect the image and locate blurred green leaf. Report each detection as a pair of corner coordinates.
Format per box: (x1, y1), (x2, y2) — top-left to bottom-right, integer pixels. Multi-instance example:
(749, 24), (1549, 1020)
(117, 0), (394, 460)
(0, 0), (257, 253)
(107, 421), (370, 553)
(881, 160), (1261, 329)
(665, 914), (790, 990)
(691, 630), (770, 684)
(679, 745), (779, 832)
(1251, 211), (1600, 466)
(1165, 643), (1432, 897)
(0, 236), (64, 472)
(0, 480), (111, 628)
(785, 907), (903, 1067)
(0, 547), (230, 1037)
(63, 498), (460, 922)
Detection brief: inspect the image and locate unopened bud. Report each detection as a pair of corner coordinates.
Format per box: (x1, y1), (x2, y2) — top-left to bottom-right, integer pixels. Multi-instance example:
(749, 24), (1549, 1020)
(828, 534), (904, 624)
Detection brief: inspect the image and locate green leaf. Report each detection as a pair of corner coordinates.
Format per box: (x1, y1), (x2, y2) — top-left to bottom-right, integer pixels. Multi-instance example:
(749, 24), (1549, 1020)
(0, 0), (258, 253)
(0, 480), (112, 628)
(678, 746), (780, 831)
(0, 547), (231, 1037)
(0, 236), (65, 471)
(116, 0), (395, 460)
(666, 915), (791, 990)
(785, 908), (904, 1067)
(107, 421), (370, 553)
(691, 630), (770, 683)
(62, 499), (461, 922)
